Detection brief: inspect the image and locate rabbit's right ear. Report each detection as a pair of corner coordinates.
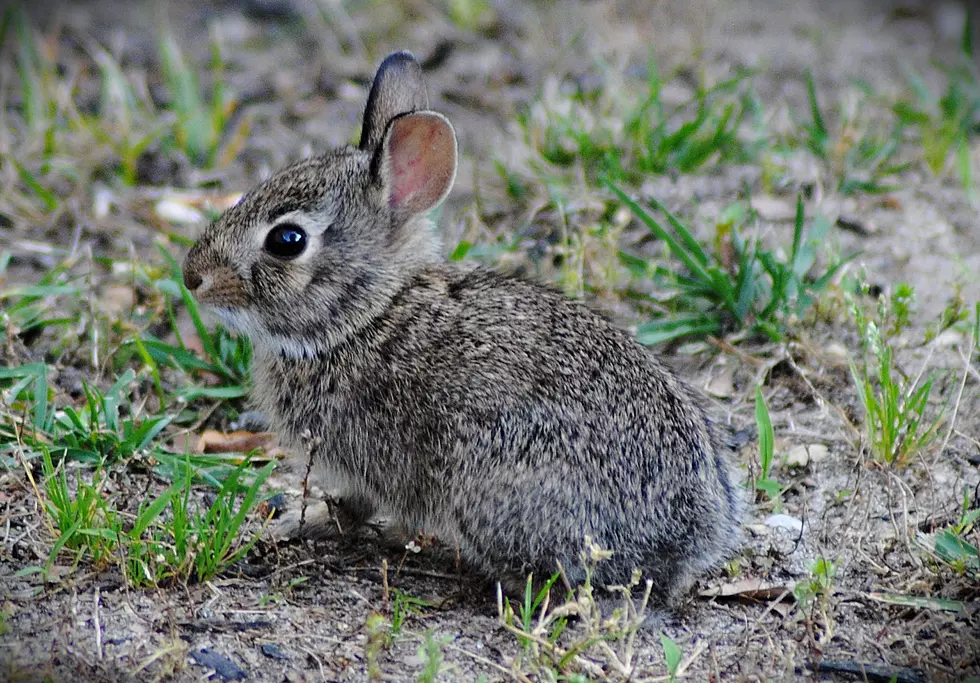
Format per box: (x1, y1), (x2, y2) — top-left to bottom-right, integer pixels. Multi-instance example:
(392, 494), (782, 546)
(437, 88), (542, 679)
(359, 51), (428, 151)
(373, 111), (457, 222)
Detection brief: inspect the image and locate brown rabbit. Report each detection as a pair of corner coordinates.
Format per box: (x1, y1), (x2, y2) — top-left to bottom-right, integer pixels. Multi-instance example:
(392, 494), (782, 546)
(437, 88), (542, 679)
(182, 51), (743, 602)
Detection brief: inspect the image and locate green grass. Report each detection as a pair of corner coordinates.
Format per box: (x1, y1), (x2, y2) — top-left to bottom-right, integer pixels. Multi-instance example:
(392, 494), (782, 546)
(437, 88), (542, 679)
(32, 447), (273, 586)
(752, 386), (782, 503)
(2, 4), (244, 195)
(612, 189), (854, 344)
(893, 10), (980, 200)
(157, 26), (244, 168)
(928, 487), (980, 579)
(846, 284), (946, 467)
(508, 58), (761, 192)
(796, 71), (909, 195)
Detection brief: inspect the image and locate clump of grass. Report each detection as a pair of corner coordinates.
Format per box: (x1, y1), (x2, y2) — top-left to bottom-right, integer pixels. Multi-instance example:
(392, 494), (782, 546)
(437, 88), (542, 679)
(612, 189), (854, 345)
(0, 364), (169, 467)
(157, 26), (242, 168)
(2, 5), (244, 198)
(511, 59), (761, 190)
(797, 72), (909, 195)
(32, 447), (273, 586)
(416, 631), (449, 683)
(82, 38), (167, 186)
(894, 11), (980, 200)
(0, 359), (254, 486)
(846, 284), (945, 466)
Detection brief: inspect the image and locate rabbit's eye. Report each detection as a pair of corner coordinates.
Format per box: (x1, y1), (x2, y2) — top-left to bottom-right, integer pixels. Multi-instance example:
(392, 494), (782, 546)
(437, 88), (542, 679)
(265, 223), (307, 259)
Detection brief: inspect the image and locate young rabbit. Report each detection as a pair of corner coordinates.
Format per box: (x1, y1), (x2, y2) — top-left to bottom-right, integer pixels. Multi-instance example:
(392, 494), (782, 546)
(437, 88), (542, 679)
(182, 51), (743, 602)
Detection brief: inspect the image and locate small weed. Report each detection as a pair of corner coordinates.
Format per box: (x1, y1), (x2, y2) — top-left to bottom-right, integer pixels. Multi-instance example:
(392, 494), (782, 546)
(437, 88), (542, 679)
(794, 556), (837, 641)
(83, 39), (166, 185)
(417, 631), (448, 683)
(924, 285), (970, 343)
(847, 285), (945, 466)
(498, 538), (659, 681)
(514, 60), (760, 188)
(613, 189), (854, 344)
(364, 613), (390, 681)
(39, 448), (119, 570)
(927, 487), (980, 578)
(391, 588), (433, 637)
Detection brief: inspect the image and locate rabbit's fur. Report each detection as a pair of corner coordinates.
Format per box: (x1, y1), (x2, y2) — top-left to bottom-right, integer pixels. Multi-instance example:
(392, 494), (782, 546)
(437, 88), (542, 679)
(183, 51), (743, 602)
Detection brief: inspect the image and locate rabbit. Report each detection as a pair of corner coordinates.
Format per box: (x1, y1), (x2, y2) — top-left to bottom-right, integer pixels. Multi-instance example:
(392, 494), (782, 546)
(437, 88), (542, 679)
(181, 50), (743, 604)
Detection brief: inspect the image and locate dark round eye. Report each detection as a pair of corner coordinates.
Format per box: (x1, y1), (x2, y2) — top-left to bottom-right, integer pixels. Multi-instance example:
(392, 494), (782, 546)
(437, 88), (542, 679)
(264, 223), (307, 259)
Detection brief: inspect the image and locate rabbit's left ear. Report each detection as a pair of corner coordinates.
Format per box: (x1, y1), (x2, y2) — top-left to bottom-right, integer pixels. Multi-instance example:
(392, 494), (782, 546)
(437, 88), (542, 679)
(373, 111), (457, 221)
(359, 51), (428, 151)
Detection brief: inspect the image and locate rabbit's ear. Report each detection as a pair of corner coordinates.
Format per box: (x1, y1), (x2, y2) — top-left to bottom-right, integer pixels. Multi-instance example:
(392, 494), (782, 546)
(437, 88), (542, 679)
(359, 51), (428, 151)
(374, 111), (457, 220)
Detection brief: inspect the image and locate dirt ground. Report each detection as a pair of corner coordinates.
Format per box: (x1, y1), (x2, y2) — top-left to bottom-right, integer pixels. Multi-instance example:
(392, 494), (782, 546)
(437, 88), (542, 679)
(1, 0), (979, 681)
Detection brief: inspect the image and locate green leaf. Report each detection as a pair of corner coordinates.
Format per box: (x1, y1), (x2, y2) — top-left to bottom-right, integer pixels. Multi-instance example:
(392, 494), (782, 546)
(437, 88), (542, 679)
(754, 387), (774, 480)
(660, 633), (683, 675)
(867, 591), (966, 614)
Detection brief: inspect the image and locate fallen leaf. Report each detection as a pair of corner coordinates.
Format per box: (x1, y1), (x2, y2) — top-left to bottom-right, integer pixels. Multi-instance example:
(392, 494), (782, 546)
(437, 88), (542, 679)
(196, 430), (276, 454)
(700, 578), (797, 602)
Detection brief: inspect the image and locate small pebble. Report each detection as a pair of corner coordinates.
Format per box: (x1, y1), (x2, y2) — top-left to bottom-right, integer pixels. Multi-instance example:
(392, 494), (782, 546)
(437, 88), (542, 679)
(764, 514), (805, 534)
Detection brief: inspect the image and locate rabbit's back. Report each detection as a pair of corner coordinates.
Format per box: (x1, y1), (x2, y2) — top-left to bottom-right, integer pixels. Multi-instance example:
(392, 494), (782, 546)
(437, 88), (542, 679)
(258, 264), (742, 596)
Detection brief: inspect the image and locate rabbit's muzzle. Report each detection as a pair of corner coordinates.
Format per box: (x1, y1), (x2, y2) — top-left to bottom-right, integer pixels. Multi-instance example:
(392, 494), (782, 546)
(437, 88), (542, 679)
(182, 248), (250, 309)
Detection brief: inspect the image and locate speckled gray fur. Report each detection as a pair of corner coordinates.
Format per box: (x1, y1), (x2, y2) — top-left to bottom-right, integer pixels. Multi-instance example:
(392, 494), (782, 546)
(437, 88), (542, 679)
(183, 50), (743, 602)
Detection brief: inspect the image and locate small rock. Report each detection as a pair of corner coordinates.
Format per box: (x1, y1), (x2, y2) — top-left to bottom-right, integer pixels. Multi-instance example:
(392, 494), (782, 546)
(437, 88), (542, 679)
(934, 329), (964, 348)
(189, 648), (246, 681)
(823, 342), (849, 363)
(836, 214), (876, 236)
(261, 643), (290, 661)
(785, 444), (829, 469)
(705, 366), (735, 398)
(751, 195), (797, 221)
(764, 514), (805, 534)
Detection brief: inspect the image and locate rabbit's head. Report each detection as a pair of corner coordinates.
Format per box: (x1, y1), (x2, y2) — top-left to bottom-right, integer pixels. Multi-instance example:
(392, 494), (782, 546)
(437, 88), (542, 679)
(182, 51), (457, 357)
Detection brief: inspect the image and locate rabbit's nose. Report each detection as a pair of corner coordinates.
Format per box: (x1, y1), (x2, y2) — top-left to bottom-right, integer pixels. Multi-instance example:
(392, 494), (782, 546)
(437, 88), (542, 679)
(183, 269), (203, 292)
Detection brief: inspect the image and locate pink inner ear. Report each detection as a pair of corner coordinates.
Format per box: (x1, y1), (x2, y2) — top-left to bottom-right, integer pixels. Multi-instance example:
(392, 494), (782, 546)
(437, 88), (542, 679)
(386, 113), (455, 216)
